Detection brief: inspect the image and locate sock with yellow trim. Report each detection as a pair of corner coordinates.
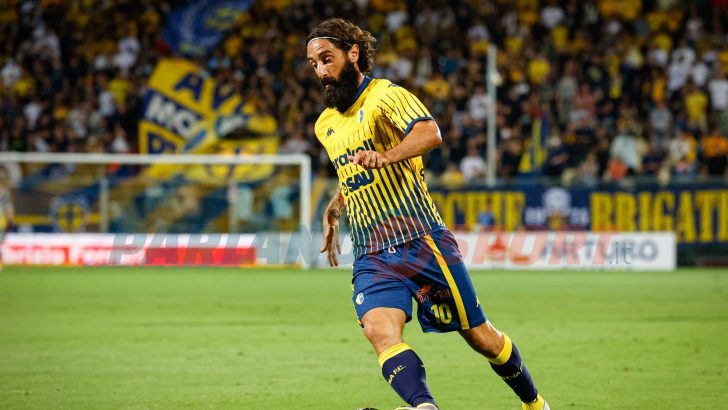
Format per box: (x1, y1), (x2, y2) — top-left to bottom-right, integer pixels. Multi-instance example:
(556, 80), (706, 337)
(488, 334), (538, 403)
(378, 343), (436, 407)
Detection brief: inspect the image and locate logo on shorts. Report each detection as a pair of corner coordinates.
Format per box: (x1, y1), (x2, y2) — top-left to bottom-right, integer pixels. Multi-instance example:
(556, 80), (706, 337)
(356, 292), (365, 305)
(416, 285), (432, 303)
(416, 285), (452, 303)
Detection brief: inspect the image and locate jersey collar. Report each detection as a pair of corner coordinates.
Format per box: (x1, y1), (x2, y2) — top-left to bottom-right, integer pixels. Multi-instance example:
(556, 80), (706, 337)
(344, 75), (372, 113)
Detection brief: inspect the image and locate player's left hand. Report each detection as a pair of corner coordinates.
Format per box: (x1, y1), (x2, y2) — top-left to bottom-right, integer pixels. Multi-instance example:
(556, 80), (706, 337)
(348, 150), (390, 169)
(321, 223), (341, 267)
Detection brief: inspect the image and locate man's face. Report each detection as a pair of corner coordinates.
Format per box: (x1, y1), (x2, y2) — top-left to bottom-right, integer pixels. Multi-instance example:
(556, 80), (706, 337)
(307, 39), (361, 112)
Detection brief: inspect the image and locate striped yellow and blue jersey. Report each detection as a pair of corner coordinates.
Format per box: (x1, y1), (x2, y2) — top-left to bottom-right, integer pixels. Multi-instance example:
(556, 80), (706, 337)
(315, 76), (445, 258)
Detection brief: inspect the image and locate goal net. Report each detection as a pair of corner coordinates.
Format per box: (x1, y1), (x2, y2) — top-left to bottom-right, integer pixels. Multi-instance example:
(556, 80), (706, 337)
(0, 152), (323, 268)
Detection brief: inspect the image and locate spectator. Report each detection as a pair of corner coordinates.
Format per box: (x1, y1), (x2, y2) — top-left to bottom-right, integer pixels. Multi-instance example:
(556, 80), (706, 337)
(1, 58), (20, 89)
(567, 117), (597, 167)
(610, 125), (642, 173)
(31, 133), (50, 153)
(649, 98), (673, 152)
(571, 83), (596, 125)
(701, 126), (728, 177)
(555, 60), (578, 127)
(690, 56), (710, 88)
(641, 143), (665, 176)
(422, 72), (449, 102)
(280, 131), (311, 155)
(460, 145), (486, 181)
(669, 129), (698, 179)
(542, 135), (569, 177)
(111, 124), (131, 154)
(575, 152), (600, 187)
(540, 0), (565, 29)
(708, 72), (728, 133)
(606, 156), (628, 182)
(440, 162), (465, 188)
(684, 82), (709, 131)
(467, 84), (489, 122)
(474, 202), (495, 232)
(445, 127), (467, 165)
(527, 53), (551, 86)
(667, 54), (691, 95)
(49, 126), (69, 152)
(498, 136), (522, 179)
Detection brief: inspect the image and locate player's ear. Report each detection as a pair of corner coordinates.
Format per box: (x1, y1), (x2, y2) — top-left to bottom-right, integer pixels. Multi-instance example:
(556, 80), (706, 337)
(347, 43), (359, 65)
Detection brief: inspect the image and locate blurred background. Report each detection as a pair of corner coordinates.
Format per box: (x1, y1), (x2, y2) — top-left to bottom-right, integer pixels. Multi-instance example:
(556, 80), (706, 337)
(0, 0), (727, 267)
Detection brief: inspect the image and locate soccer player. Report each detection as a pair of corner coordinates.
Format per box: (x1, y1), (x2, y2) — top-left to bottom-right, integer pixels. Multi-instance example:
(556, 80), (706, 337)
(307, 19), (549, 410)
(0, 176), (14, 271)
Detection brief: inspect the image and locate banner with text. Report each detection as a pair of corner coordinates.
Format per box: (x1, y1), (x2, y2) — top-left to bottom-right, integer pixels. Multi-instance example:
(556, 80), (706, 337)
(427, 186), (728, 246)
(2, 232), (674, 270)
(2, 234), (256, 266)
(139, 58), (279, 183)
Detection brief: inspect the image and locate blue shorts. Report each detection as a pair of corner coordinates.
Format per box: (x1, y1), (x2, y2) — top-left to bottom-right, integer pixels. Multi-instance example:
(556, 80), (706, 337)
(351, 229), (487, 333)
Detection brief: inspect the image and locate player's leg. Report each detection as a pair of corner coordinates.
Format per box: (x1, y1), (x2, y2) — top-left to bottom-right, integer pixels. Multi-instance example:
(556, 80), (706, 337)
(361, 307), (437, 408)
(353, 253), (438, 409)
(361, 307), (406, 355)
(459, 321), (548, 409)
(415, 229), (547, 409)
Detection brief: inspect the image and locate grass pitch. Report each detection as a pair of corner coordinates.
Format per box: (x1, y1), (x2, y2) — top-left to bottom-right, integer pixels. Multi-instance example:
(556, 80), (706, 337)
(0, 266), (726, 409)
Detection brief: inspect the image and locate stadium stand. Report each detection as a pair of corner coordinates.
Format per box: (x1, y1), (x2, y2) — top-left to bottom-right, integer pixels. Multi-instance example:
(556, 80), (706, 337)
(0, 0), (727, 187)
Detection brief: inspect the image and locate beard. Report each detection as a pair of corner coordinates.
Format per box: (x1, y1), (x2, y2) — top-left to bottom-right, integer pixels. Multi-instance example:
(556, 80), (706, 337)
(321, 60), (360, 113)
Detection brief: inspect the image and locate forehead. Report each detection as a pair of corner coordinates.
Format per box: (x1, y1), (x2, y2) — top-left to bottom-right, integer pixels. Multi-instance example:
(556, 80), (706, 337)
(306, 39), (339, 59)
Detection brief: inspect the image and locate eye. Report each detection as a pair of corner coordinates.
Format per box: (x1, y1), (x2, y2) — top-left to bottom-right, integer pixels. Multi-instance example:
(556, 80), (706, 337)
(324, 58), (332, 64)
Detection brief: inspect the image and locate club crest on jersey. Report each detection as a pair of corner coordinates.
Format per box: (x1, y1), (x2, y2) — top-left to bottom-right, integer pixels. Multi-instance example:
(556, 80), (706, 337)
(358, 109), (364, 123)
(332, 138), (376, 170)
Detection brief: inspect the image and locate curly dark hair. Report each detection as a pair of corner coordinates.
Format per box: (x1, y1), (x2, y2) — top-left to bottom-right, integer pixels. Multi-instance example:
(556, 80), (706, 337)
(306, 18), (377, 75)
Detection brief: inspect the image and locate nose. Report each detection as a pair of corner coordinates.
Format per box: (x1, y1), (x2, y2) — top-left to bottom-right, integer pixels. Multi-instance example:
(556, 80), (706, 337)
(316, 64), (330, 79)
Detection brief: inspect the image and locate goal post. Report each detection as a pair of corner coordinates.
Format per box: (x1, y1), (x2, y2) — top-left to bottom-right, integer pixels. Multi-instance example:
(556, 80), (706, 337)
(0, 151), (315, 268)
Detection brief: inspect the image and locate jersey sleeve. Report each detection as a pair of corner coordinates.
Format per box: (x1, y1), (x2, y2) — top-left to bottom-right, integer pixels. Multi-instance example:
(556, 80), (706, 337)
(379, 84), (434, 136)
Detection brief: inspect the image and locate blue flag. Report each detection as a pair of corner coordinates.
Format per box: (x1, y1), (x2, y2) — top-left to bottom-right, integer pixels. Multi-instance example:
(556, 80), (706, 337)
(163, 0), (253, 57)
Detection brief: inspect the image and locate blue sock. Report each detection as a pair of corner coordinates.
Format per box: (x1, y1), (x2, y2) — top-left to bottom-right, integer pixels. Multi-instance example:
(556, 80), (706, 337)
(379, 343), (436, 407)
(488, 334), (538, 403)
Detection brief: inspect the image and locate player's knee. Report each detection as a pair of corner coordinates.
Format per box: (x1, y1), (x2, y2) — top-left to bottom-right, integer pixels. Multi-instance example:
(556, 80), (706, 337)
(478, 334), (504, 358)
(362, 321), (398, 346)
(462, 323), (504, 358)
(362, 319), (404, 354)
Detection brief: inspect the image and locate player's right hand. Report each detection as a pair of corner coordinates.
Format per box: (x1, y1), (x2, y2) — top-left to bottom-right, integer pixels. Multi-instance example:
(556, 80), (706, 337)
(347, 150), (389, 169)
(320, 222), (341, 267)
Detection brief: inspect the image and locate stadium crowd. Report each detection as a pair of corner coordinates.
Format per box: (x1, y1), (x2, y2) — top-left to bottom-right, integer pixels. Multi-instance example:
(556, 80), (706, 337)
(1, 0), (728, 186)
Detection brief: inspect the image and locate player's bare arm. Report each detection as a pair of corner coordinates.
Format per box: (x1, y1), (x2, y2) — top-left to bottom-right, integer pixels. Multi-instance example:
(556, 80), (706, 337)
(320, 185), (343, 267)
(347, 120), (442, 169)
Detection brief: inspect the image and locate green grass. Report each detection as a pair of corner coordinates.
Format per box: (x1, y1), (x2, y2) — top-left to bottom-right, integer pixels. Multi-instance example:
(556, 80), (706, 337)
(0, 267), (727, 409)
